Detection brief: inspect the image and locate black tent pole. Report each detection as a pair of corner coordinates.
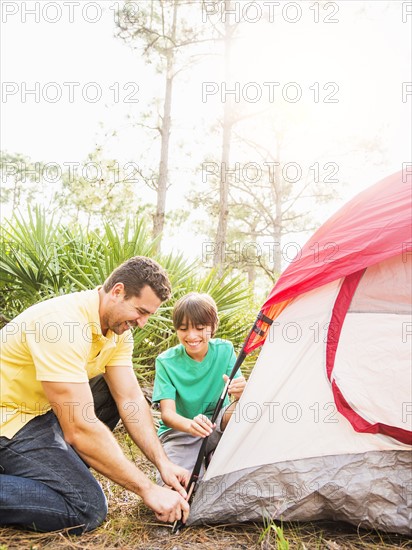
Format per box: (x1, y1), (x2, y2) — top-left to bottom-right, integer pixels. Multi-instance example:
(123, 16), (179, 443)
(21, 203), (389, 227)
(172, 311), (272, 534)
(171, 350), (246, 534)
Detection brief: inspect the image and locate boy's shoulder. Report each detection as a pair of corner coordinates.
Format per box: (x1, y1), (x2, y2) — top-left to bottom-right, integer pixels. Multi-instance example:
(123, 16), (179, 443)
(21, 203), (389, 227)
(157, 343), (184, 362)
(209, 338), (234, 352)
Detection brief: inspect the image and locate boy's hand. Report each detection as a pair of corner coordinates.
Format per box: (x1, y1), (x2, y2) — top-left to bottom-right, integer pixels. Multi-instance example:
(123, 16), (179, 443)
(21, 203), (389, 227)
(188, 414), (215, 438)
(224, 374), (246, 400)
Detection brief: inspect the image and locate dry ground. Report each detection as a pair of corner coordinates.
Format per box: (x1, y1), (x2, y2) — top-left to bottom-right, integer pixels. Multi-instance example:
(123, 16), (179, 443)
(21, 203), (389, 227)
(1, 425), (411, 550)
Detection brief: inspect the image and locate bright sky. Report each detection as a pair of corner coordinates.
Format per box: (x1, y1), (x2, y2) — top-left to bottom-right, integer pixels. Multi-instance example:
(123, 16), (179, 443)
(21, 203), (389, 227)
(1, 0), (411, 263)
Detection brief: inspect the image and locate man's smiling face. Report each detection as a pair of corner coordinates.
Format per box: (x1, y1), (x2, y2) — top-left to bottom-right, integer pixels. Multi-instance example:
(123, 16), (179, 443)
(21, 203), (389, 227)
(101, 283), (161, 335)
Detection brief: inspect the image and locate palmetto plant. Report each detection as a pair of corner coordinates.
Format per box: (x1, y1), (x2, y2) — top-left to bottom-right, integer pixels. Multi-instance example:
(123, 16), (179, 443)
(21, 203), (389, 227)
(0, 207), (255, 384)
(0, 207), (75, 318)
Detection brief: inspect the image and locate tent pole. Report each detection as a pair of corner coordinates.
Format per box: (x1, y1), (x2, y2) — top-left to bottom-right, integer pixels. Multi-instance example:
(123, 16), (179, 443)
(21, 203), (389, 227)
(172, 311), (273, 534)
(171, 311), (271, 534)
(172, 350), (246, 534)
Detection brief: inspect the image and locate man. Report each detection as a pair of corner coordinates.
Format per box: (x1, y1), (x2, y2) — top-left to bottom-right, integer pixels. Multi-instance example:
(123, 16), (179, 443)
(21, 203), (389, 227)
(0, 256), (190, 533)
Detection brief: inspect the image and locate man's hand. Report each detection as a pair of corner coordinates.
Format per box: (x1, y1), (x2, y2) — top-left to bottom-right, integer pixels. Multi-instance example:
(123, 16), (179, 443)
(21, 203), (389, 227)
(140, 483), (190, 524)
(157, 460), (190, 498)
(224, 374), (246, 400)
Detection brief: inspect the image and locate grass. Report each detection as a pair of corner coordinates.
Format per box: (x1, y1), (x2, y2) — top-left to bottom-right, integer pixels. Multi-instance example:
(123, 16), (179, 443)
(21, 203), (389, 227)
(259, 519), (290, 549)
(0, 424), (411, 550)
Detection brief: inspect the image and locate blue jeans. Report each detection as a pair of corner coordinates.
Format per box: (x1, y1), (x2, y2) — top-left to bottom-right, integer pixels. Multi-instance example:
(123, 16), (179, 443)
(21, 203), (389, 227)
(0, 375), (120, 534)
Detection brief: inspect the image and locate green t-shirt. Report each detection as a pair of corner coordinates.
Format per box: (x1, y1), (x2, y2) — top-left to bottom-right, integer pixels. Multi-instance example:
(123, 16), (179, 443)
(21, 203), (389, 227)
(153, 338), (239, 436)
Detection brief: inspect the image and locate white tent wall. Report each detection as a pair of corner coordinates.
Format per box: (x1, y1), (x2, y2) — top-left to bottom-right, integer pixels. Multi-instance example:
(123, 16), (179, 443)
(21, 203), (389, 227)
(188, 264), (412, 533)
(333, 254), (412, 430)
(348, 254), (411, 314)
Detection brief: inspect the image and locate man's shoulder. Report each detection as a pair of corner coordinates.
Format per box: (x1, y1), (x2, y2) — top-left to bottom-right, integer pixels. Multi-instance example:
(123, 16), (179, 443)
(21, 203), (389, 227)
(13, 289), (98, 324)
(49, 288), (97, 310)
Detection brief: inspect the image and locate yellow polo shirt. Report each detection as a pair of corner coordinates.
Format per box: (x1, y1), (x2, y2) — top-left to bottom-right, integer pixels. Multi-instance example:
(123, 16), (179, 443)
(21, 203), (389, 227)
(0, 288), (133, 439)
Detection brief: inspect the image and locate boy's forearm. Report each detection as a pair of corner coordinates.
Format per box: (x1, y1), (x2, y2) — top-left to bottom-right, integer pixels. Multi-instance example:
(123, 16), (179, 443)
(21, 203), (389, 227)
(162, 410), (214, 438)
(162, 410), (191, 434)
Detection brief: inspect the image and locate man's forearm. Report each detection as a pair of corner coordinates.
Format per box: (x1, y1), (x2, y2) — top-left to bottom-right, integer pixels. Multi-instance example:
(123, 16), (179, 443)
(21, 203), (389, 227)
(69, 417), (189, 521)
(119, 395), (171, 469)
(70, 419), (153, 495)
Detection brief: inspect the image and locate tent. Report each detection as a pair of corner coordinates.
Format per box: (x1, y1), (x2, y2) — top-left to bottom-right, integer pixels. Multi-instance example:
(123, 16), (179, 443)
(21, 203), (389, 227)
(188, 171), (412, 534)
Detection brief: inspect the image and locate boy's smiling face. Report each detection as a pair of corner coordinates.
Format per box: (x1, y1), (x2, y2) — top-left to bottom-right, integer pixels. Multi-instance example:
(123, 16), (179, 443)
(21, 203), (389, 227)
(176, 318), (213, 362)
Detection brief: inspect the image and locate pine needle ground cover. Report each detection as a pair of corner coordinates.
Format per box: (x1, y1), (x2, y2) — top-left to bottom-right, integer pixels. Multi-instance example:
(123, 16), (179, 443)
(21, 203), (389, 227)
(0, 424), (410, 550)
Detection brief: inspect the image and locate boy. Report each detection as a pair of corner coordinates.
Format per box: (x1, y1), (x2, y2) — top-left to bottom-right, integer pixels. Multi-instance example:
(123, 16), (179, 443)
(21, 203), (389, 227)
(153, 292), (246, 479)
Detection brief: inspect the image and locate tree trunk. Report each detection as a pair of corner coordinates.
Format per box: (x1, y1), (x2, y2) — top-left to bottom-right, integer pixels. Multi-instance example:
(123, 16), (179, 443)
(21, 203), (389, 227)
(246, 228), (258, 289)
(273, 161), (283, 275)
(152, 0), (178, 248)
(213, 0), (234, 273)
(12, 178), (21, 210)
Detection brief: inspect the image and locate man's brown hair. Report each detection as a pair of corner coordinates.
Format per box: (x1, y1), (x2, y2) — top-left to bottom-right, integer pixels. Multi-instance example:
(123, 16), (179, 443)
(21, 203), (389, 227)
(103, 256), (171, 302)
(172, 292), (219, 337)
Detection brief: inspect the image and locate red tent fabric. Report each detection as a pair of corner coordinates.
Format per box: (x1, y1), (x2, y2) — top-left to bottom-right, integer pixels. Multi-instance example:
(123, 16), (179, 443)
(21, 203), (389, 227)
(245, 171), (412, 353)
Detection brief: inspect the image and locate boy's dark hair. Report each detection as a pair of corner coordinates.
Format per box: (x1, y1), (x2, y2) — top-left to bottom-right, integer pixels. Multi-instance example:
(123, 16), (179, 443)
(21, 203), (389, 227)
(103, 256), (171, 302)
(172, 293), (219, 337)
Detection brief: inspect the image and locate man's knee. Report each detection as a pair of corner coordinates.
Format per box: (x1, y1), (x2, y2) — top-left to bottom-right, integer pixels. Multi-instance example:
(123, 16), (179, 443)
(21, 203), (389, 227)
(0, 474), (108, 534)
(78, 480), (108, 532)
(77, 484), (108, 533)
